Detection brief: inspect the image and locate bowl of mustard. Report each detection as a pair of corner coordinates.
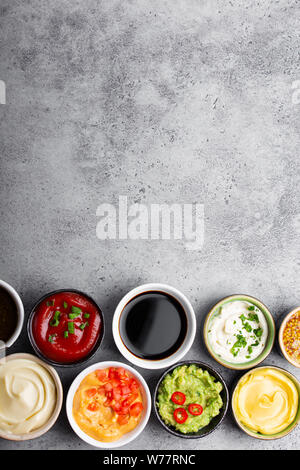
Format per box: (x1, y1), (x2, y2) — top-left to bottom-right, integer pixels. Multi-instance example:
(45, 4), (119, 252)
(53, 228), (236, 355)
(232, 365), (300, 440)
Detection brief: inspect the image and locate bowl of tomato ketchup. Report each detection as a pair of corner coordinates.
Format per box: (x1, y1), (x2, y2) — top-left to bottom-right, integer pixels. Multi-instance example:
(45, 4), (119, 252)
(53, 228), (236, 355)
(28, 290), (104, 367)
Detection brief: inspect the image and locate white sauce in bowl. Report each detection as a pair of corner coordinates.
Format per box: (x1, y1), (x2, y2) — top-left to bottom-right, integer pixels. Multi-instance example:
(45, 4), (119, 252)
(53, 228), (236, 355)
(208, 301), (268, 364)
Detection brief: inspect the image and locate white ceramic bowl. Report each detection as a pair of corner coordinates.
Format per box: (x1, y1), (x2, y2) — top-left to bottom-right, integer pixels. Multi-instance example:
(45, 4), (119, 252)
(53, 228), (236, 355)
(66, 361), (151, 449)
(0, 280), (24, 348)
(0, 353), (63, 441)
(112, 283), (196, 370)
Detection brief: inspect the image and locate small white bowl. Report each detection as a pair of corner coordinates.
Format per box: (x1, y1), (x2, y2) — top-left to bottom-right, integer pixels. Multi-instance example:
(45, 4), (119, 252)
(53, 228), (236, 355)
(112, 283), (196, 370)
(0, 353), (63, 441)
(66, 361), (151, 449)
(0, 280), (24, 348)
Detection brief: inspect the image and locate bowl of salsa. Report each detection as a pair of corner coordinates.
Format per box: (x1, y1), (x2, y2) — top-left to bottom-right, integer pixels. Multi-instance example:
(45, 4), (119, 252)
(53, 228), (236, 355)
(27, 289), (104, 367)
(66, 361), (151, 448)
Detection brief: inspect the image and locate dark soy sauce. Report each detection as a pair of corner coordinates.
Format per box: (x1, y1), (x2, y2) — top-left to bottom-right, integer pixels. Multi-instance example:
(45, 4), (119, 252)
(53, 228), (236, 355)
(119, 291), (187, 360)
(0, 287), (18, 342)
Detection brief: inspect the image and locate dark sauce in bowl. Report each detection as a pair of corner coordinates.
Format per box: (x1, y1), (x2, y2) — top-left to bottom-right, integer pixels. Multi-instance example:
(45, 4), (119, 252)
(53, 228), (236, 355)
(0, 287), (18, 343)
(119, 291), (187, 360)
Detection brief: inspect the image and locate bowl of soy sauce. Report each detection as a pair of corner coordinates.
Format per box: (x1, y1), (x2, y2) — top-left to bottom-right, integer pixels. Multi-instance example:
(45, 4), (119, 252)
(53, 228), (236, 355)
(0, 280), (24, 349)
(112, 284), (196, 370)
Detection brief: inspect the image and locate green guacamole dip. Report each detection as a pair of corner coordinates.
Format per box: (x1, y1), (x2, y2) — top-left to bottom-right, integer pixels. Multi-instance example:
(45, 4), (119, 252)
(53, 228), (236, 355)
(157, 364), (223, 434)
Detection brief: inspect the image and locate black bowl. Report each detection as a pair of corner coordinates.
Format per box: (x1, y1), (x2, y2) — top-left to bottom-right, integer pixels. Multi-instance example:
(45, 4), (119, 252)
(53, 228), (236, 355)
(154, 360), (229, 438)
(27, 289), (105, 368)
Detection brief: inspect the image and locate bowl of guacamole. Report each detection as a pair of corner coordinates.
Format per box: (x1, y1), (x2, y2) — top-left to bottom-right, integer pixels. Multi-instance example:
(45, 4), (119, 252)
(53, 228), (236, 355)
(154, 361), (228, 438)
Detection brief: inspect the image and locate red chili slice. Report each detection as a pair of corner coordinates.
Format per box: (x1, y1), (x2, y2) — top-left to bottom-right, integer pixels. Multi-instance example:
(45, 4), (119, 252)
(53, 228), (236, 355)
(173, 407), (188, 424)
(188, 404), (203, 416)
(171, 391), (186, 405)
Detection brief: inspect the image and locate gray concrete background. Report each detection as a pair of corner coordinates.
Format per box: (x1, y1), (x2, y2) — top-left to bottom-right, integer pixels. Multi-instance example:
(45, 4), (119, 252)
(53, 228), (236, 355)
(0, 0), (300, 450)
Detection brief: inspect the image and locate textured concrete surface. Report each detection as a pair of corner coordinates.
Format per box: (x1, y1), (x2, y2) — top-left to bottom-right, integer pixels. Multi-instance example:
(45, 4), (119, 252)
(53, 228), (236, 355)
(0, 0), (300, 450)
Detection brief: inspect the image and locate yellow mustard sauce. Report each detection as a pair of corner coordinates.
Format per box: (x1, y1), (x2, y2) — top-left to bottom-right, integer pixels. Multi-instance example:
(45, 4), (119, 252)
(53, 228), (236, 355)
(233, 368), (298, 435)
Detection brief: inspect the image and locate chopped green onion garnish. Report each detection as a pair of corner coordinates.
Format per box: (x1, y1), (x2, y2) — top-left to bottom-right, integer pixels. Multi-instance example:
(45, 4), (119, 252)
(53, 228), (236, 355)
(71, 306), (82, 315)
(79, 322), (89, 330)
(248, 312), (259, 322)
(64, 331), (69, 338)
(84, 313), (90, 319)
(50, 311), (61, 327)
(230, 334), (247, 357)
(48, 334), (56, 343)
(69, 313), (79, 319)
(243, 322), (252, 333)
(63, 301), (68, 309)
(248, 305), (255, 311)
(254, 327), (263, 338)
(68, 322), (75, 334)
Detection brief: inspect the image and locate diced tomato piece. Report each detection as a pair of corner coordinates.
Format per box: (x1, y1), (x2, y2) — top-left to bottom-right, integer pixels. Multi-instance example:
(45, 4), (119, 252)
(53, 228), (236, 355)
(117, 368), (128, 380)
(118, 404), (130, 415)
(113, 401), (123, 413)
(97, 386), (105, 396)
(130, 402), (143, 417)
(129, 378), (139, 391)
(108, 367), (118, 380)
(85, 388), (97, 398)
(87, 402), (100, 412)
(112, 386), (122, 401)
(110, 378), (121, 388)
(104, 383), (113, 393)
(117, 414), (129, 425)
(122, 393), (138, 407)
(121, 385), (131, 396)
(95, 369), (108, 382)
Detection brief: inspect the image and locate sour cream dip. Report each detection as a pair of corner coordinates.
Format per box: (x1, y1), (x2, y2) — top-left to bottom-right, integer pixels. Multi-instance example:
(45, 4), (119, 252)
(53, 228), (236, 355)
(0, 358), (56, 435)
(208, 300), (268, 364)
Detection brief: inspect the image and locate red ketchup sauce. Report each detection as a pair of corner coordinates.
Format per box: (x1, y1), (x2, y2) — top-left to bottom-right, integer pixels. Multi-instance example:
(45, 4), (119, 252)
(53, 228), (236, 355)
(32, 292), (101, 363)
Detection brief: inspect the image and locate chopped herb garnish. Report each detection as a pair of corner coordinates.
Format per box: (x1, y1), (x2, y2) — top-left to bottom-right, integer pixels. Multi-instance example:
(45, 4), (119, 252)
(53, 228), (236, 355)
(230, 334), (247, 357)
(251, 340), (259, 347)
(243, 322), (252, 333)
(64, 331), (69, 338)
(254, 327), (263, 338)
(69, 313), (80, 319)
(248, 346), (253, 354)
(79, 322), (89, 330)
(248, 312), (259, 322)
(50, 311), (61, 327)
(71, 306), (82, 315)
(239, 314), (252, 332)
(46, 300), (55, 306)
(68, 322), (75, 334)
(84, 313), (90, 319)
(248, 305), (255, 311)
(63, 301), (68, 309)
(48, 334), (57, 343)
